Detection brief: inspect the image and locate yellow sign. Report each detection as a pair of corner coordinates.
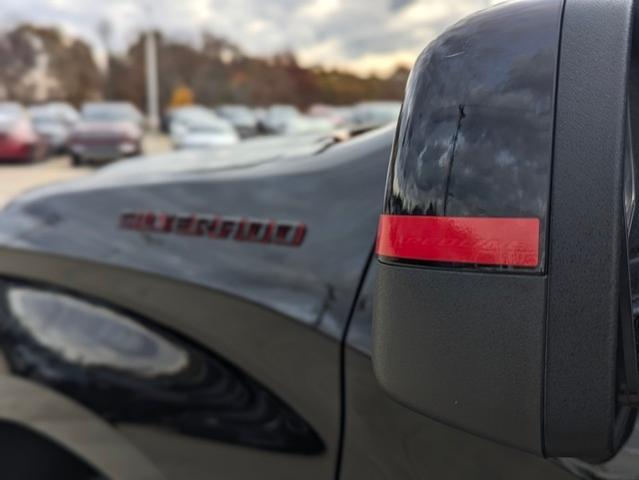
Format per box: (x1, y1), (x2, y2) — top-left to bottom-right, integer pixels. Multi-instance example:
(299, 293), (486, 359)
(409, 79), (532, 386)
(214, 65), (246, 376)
(169, 86), (194, 108)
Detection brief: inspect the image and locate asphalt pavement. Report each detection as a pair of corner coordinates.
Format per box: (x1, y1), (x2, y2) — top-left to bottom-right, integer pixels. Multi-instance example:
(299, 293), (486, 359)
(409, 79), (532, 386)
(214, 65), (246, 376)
(0, 134), (171, 208)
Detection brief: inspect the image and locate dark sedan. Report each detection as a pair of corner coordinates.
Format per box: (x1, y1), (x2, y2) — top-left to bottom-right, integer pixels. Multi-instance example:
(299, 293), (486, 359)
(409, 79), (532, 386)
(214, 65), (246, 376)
(69, 102), (144, 166)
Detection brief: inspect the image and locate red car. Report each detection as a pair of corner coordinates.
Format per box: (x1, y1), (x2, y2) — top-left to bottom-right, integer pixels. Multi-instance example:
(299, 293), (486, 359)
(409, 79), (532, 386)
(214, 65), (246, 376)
(69, 102), (144, 166)
(0, 103), (47, 162)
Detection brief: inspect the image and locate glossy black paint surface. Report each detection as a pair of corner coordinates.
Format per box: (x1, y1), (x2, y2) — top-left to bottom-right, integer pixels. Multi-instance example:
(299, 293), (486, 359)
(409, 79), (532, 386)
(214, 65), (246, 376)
(0, 131), (390, 478)
(0, 280), (323, 454)
(1, 130), (392, 340)
(385, 0), (562, 272)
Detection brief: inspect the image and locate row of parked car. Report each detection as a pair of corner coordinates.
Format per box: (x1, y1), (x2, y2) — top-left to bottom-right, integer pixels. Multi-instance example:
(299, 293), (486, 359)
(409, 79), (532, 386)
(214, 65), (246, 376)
(166, 101), (402, 148)
(0, 101), (144, 166)
(0, 100), (401, 166)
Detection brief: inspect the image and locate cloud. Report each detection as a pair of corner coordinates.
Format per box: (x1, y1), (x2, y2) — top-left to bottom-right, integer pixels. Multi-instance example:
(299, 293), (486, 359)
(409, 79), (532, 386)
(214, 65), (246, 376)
(0, 0), (496, 75)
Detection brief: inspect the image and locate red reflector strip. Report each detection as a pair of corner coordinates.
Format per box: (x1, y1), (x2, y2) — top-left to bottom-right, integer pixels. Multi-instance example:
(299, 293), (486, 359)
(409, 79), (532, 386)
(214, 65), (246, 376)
(376, 215), (540, 268)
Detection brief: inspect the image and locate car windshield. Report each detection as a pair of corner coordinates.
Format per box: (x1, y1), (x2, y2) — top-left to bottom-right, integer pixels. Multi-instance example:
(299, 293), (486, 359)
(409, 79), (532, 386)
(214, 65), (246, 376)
(172, 106), (213, 120)
(32, 116), (58, 127)
(0, 104), (22, 119)
(0, 104), (23, 132)
(82, 105), (137, 123)
(29, 108), (58, 124)
(187, 119), (232, 133)
(268, 106), (299, 120)
(218, 106), (254, 122)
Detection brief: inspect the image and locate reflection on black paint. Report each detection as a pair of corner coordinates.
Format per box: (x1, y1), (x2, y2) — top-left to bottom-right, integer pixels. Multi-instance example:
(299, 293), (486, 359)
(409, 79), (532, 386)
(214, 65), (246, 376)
(385, 0), (563, 272)
(0, 282), (323, 454)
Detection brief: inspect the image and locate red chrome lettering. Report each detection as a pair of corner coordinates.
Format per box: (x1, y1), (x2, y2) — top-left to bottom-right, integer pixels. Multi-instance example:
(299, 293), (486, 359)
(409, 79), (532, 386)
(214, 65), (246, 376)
(120, 211), (307, 248)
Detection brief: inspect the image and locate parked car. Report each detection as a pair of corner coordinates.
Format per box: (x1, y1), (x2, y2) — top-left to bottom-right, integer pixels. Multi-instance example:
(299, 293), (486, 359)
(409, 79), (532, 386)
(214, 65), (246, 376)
(0, 103), (46, 162)
(307, 104), (352, 127)
(28, 103), (79, 154)
(215, 104), (258, 138)
(166, 105), (215, 133)
(279, 115), (335, 136)
(68, 102), (144, 166)
(260, 104), (301, 134)
(252, 106), (267, 125)
(172, 114), (239, 150)
(349, 101), (401, 129)
(0, 1), (637, 479)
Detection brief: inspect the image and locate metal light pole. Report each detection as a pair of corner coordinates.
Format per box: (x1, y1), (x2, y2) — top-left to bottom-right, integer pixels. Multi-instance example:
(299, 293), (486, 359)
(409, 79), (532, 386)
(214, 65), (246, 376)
(141, 0), (160, 132)
(145, 29), (160, 131)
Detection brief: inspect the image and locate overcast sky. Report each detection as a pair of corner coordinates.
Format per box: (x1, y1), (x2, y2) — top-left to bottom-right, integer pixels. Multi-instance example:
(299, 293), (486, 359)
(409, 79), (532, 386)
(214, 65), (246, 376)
(0, 0), (498, 75)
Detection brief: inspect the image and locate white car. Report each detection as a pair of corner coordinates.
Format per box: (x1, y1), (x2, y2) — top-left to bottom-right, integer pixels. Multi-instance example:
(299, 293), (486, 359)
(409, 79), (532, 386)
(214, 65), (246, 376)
(350, 101), (402, 129)
(172, 114), (239, 150)
(260, 105), (300, 134)
(29, 103), (79, 153)
(280, 116), (335, 136)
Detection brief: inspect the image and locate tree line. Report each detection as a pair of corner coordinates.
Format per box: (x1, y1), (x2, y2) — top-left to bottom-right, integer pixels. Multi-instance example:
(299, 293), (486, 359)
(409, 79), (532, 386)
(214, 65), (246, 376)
(0, 25), (409, 110)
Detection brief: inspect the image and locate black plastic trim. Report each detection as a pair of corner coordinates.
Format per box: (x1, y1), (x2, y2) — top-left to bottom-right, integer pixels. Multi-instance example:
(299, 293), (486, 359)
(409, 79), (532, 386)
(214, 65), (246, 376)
(374, 263), (547, 454)
(544, 0), (636, 458)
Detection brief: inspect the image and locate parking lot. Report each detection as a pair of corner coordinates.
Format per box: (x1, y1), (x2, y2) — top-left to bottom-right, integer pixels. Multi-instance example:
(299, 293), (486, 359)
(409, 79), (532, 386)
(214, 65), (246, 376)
(0, 133), (171, 207)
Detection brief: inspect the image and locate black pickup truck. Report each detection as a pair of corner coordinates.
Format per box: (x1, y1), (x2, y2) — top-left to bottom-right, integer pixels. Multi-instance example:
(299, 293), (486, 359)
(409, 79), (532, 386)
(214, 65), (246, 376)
(0, 0), (637, 478)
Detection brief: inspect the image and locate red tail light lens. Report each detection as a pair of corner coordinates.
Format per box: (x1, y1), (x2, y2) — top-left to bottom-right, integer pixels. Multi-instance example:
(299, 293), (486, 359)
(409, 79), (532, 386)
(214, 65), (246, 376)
(376, 215), (540, 268)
